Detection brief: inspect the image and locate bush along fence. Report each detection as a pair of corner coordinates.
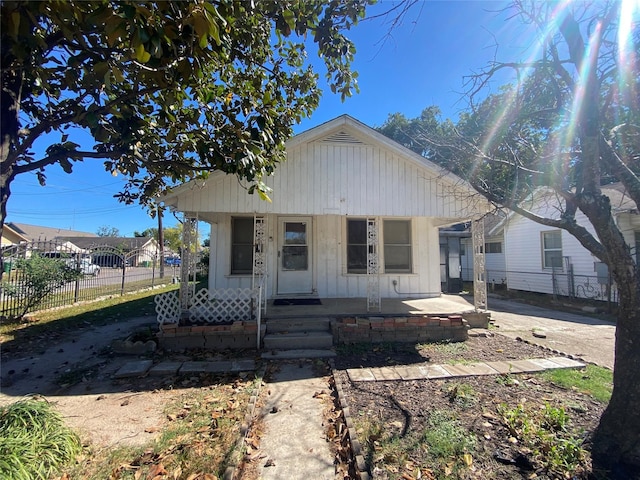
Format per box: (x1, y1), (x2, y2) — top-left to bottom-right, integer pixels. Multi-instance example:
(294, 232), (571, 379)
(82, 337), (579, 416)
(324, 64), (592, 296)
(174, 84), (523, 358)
(1, 239), (165, 319)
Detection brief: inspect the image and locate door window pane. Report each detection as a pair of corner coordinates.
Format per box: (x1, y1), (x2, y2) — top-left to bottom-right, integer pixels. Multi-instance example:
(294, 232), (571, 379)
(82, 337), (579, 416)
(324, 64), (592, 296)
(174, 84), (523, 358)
(285, 222), (306, 245)
(282, 246), (308, 270)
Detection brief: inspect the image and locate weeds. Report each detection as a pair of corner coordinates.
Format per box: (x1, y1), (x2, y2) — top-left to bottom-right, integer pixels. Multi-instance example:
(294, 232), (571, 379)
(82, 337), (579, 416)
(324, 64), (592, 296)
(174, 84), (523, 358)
(497, 402), (587, 476)
(444, 382), (477, 408)
(421, 410), (476, 477)
(0, 398), (82, 480)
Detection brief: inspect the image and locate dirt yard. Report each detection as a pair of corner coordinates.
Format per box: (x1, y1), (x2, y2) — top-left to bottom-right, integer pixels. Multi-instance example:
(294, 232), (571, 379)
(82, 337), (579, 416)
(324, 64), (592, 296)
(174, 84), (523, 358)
(334, 335), (608, 479)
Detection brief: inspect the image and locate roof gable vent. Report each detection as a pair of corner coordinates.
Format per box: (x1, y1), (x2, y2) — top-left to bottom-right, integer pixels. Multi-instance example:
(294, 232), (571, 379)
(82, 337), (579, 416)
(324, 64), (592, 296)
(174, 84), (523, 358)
(321, 130), (364, 145)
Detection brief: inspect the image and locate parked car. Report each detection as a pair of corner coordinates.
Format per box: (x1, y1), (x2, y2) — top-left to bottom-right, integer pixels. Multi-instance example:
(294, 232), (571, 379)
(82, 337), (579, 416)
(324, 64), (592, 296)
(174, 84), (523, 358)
(78, 259), (100, 276)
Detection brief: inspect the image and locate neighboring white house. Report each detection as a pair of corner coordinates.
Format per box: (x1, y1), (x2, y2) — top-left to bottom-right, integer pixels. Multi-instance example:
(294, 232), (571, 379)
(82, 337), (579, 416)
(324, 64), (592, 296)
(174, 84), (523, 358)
(160, 115), (490, 302)
(492, 184), (639, 301)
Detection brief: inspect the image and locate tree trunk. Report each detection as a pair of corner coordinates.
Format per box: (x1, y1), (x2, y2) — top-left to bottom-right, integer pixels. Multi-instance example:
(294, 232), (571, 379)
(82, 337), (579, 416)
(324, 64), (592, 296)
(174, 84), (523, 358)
(592, 263), (640, 477)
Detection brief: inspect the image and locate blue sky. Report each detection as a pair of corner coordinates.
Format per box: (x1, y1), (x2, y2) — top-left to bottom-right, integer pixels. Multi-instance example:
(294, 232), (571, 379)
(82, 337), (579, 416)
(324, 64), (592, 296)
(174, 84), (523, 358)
(7, 1), (527, 236)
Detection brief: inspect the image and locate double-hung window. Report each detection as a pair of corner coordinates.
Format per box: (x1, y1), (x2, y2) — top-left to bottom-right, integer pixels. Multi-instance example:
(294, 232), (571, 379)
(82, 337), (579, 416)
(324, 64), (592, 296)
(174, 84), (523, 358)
(384, 220), (412, 273)
(231, 217), (254, 274)
(346, 218), (413, 274)
(542, 230), (563, 269)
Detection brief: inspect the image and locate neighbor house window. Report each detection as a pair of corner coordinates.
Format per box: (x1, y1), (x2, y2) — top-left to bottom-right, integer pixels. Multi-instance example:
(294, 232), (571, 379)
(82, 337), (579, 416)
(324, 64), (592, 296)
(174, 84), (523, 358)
(485, 242), (502, 254)
(347, 219), (367, 274)
(231, 217), (254, 274)
(384, 220), (412, 273)
(542, 231), (563, 269)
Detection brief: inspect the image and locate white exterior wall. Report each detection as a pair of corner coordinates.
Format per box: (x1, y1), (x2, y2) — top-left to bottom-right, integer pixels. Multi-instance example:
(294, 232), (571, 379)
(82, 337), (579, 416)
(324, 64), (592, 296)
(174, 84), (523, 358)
(460, 236), (505, 284)
(169, 138), (475, 222)
(208, 214), (442, 299)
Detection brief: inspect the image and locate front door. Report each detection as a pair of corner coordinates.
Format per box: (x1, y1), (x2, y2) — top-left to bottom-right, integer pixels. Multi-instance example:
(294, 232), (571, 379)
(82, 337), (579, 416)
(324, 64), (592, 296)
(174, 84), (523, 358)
(277, 217), (313, 295)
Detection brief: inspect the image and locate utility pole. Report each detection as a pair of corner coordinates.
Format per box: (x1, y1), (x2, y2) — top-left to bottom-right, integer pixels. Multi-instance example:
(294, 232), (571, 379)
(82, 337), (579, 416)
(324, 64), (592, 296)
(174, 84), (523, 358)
(158, 206), (165, 279)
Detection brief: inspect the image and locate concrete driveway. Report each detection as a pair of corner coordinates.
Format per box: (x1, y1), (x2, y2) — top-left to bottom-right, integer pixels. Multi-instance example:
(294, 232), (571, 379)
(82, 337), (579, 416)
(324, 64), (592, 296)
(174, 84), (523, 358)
(486, 296), (616, 369)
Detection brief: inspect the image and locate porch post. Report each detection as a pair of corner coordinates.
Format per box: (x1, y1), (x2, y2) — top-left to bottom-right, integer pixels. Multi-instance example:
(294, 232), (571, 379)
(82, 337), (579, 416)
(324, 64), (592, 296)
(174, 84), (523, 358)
(252, 215), (267, 315)
(367, 218), (381, 312)
(179, 216), (197, 313)
(472, 217), (488, 311)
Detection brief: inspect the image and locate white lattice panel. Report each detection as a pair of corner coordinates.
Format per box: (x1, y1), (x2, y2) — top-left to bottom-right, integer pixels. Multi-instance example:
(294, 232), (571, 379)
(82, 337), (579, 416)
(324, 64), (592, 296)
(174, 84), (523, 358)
(155, 291), (181, 324)
(188, 288), (257, 323)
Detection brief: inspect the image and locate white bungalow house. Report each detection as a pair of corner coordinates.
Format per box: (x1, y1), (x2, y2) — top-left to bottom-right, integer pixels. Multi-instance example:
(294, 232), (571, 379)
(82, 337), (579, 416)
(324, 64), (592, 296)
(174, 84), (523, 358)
(159, 115), (490, 311)
(486, 184), (639, 302)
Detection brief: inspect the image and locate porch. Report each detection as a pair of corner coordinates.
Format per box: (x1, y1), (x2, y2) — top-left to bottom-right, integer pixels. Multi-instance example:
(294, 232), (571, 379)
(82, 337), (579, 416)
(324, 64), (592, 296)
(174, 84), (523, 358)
(264, 294), (476, 319)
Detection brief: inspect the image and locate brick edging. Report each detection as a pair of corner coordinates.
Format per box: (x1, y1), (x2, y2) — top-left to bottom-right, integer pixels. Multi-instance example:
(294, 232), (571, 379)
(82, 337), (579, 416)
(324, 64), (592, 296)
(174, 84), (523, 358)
(223, 364), (267, 480)
(330, 359), (371, 480)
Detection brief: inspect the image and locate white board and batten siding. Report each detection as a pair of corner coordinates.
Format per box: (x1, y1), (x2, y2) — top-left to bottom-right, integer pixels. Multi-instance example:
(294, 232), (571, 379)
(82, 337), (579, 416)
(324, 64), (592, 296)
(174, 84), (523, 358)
(166, 116), (478, 221)
(162, 115), (489, 299)
(208, 213), (442, 299)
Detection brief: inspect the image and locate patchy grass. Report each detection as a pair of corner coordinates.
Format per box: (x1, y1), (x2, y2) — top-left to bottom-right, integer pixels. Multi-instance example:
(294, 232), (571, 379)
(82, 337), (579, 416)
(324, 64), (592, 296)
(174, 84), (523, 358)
(70, 374), (260, 479)
(542, 365), (613, 403)
(0, 284), (178, 347)
(0, 398), (82, 480)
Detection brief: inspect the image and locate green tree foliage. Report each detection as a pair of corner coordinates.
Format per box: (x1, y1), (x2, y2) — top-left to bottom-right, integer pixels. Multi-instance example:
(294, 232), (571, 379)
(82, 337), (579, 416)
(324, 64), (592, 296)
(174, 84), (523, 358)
(380, 2), (640, 475)
(0, 0), (373, 237)
(1, 253), (81, 319)
(133, 227), (158, 239)
(96, 225), (120, 237)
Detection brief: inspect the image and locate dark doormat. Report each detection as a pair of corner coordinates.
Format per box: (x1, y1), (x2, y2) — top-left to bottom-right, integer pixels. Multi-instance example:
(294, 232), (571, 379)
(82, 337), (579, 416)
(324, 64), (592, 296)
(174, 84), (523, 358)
(273, 298), (322, 306)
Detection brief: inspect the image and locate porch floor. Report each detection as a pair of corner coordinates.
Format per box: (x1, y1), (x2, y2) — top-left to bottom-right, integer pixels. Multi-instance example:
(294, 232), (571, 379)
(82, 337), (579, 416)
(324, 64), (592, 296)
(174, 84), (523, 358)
(264, 294), (476, 319)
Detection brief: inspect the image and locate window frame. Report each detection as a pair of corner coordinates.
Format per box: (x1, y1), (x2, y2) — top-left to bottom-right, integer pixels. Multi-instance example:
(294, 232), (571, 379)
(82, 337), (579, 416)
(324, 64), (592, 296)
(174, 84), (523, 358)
(346, 218), (368, 274)
(541, 230), (563, 270)
(484, 242), (502, 254)
(230, 217), (254, 275)
(383, 219), (413, 273)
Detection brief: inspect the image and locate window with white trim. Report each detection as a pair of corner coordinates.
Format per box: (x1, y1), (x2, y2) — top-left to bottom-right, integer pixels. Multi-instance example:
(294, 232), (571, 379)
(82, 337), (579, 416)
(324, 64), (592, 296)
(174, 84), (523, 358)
(542, 231), (563, 269)
(346, 219), (367, 274)
(231, 217), (254, 274)
(384, 220), (412, 273)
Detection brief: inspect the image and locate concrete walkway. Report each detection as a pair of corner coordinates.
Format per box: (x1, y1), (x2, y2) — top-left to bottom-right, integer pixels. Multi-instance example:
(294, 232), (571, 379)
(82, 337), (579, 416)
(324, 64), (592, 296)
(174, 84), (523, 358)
(486, 296), (616, 369)
(253, 362), (335, 480)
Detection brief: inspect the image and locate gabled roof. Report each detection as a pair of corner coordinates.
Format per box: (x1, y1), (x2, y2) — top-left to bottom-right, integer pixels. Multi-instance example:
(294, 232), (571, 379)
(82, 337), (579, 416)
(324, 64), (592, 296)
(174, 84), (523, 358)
(7, 222), (97, 242)
(160, 114), (473, 205)
(58, 236), (157, 251)
(1, 224), (30, 245)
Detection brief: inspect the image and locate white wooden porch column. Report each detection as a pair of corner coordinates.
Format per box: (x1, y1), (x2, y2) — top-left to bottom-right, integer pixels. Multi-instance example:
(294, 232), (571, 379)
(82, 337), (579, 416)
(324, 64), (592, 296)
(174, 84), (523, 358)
(472, 217), (488, 311)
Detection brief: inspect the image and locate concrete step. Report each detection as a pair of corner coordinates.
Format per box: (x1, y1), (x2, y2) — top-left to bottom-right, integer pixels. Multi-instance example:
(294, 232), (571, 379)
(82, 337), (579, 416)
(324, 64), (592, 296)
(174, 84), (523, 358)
(261, 349), (337, 360)
(263, 331), (334, 350)
(265, 317), (332, 334)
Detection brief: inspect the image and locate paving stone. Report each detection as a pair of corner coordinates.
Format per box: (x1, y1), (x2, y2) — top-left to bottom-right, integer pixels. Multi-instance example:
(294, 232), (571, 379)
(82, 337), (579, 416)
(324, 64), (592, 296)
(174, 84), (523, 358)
(393, 365), (429, 380)
(371, 367), (401, 381)
(508, 359), (546, 373)
(424, 364), (451, 379)
(444, 362), (499, 376)
(528, 358), (567, 370)
(440, 364), (473, 377)
(113, 360), (153, 379)
(547, 356), (586, 368)
(232, 359), (256, 371)
(149, 361), (182, 376)
(178, 361), (207, 374)
(347, 368), (376, 382)
(486, 360), (525, 374)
